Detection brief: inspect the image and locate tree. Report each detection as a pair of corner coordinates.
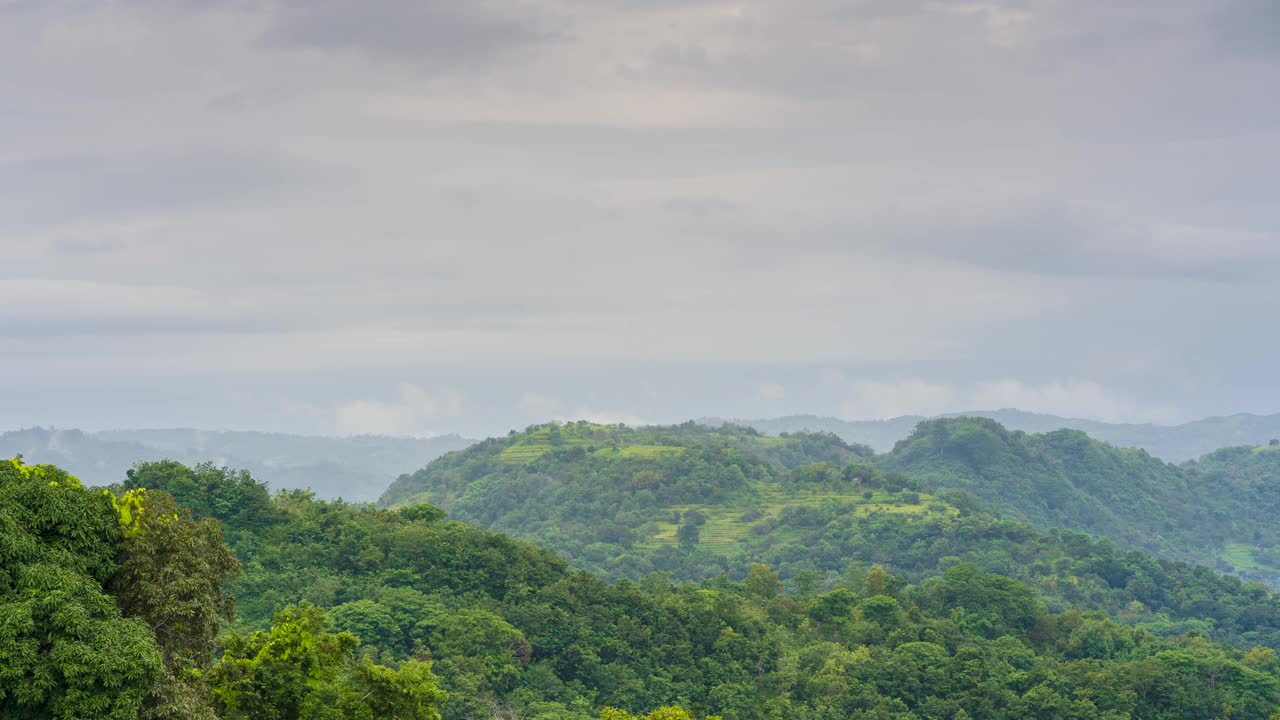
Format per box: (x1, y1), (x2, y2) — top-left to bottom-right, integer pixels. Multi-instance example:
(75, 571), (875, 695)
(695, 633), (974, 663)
(208, 602), (445, 720)
(677, 522), (700, 549)
(864, 564), (888, 597)
(745, 563), (782, 600)
(0, 458), (165, 720)
(108, 490), (240, 671)
(600, 707), (720, 720)
(683, 509), (708, 526)
(791, 569), (820, 599)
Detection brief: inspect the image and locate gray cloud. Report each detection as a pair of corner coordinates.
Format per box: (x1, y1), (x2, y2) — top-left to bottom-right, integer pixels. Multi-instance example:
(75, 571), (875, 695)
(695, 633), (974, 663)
(0, 149), (306, 229)
(1, 0), (1277, 433)
(259, 0), (556, 66)
(1214, 0), (1280, 56)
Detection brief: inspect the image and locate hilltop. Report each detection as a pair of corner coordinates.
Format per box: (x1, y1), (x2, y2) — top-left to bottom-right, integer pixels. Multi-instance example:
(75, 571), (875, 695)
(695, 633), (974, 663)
(379, 421), (946, 579)
(722, 410), (1280, 462)
(880, 417), (1280, 583)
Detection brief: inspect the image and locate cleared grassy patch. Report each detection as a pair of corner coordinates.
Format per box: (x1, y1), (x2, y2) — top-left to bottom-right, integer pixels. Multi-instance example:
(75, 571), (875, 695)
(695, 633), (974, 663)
(638, 485), (954, 552)
(1222, 542), (1262, 572)
(617, 445), (686, 459)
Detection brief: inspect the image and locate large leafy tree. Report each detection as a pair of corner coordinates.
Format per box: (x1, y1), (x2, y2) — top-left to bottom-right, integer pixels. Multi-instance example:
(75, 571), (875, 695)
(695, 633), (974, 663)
(108, 489), (242, 720)
(108, 489), (241, 669)
(0, 458), (165, 719)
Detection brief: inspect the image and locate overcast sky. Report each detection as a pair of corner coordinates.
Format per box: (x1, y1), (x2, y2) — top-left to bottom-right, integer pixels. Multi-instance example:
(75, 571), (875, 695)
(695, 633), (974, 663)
(2, 0), (1279, 437)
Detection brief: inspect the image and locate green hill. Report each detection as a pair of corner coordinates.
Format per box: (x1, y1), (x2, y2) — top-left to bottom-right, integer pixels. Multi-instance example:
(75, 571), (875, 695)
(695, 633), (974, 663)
(379, 421), (948, 574)
(879, 417), (1280, 584)
(10, 453), (1280, 718)
(380, 422), (1280, 653)
(130, 460), (1280, 718)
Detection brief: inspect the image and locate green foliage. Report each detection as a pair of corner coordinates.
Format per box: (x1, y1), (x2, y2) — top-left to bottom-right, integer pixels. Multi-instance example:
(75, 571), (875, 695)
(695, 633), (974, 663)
(745, 563), (781, 599)
(211, 603), (447, 719)
(152, 463), (1280, 718)
(379, 422), (935, 579)
(375, 423), (1280, 654)
(0, 457), (165, 719)
(600, 706), (719, 720)
(12, 452), (1280, 720)
(208, 601), (445, 720)
(882, 418), (1280, 583)
(107, 490), (240, 670)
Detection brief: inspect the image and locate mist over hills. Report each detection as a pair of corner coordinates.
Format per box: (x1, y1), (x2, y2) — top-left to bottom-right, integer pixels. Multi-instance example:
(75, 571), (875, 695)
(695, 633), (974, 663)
(0, 427), (473, 502)
(719, 409), (1280, 462)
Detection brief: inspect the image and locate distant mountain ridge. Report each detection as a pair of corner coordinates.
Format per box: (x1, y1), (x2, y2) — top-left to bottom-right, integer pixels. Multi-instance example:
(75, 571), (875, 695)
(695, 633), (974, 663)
(0, 426), (474, 502)
(715, 409), (1280, 462)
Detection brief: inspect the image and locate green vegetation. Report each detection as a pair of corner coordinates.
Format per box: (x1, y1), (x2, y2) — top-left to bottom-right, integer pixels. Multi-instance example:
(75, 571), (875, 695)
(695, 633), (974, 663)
(0, 457), (444, 720)
(381, 421), (1280, 653)
(11, 418), (1280, 719)
(108, 459), (1280, 718)
(380, 422), (931, 574)
(881, 418), (1280, 583)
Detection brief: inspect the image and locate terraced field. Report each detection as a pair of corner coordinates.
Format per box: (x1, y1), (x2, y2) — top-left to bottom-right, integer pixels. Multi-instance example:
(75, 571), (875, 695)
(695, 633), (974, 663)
(498, 424), (606, 463)
(1223, 542), (1263, 572)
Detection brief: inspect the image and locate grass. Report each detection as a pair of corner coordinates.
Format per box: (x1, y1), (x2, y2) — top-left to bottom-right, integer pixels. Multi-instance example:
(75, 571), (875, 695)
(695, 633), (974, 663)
(639, 485), (954, 553)
(1252, 444), (1280, 454)
(499, 428), (691, 464)
(499, 425), (602, 464)
(617, 445), (686, 459)
(1222, 542), (1262, 572)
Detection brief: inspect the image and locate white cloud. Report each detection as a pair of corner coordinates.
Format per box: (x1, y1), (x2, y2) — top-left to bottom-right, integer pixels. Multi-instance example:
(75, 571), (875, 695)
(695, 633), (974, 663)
(839, 380), (958, 420)
(517, 391), (562, 418)
(334, 384), (463, 435)
(756, 382), (787, 402)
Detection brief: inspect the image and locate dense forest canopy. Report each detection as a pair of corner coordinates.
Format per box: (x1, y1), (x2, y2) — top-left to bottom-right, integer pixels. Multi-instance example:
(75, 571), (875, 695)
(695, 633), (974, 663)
(8, 415), (1280, 719)
(381, 421), (1280, 652)
(881, 418), (1280, 583)
(8, 455), (1278, 719)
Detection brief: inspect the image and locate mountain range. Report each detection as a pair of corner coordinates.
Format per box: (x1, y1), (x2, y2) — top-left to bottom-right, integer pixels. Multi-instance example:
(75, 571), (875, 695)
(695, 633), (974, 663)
(0, 426), (473, 502)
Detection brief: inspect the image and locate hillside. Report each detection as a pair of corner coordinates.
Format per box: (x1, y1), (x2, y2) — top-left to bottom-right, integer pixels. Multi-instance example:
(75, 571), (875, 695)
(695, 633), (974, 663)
(879, 417), (1280, 584)
(726, 410), (1280, 462)
(380, 422), (1280, 652)
(379, 422), (948, 577)
(0, 426), (472, 502)
(10, 452), (1280, 718)
(122, 459), (1280, 718)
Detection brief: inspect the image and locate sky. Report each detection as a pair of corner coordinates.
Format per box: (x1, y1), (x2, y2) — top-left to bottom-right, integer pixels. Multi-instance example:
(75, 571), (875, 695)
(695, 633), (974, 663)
(2, 0), (1279, 437)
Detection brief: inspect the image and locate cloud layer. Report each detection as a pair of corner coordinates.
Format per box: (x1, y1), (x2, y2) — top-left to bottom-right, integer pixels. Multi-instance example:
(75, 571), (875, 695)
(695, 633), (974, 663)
(2, 0), (1278, 433)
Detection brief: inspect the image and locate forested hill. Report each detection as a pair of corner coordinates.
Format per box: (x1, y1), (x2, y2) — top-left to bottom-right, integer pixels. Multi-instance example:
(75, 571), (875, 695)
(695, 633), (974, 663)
(0, 426), (472, 502)
(10, 455), (1280, 719)
(380, 422), (1280, 654)
(879, 417), (1280, 583)
(725, 410), (1280, 462)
